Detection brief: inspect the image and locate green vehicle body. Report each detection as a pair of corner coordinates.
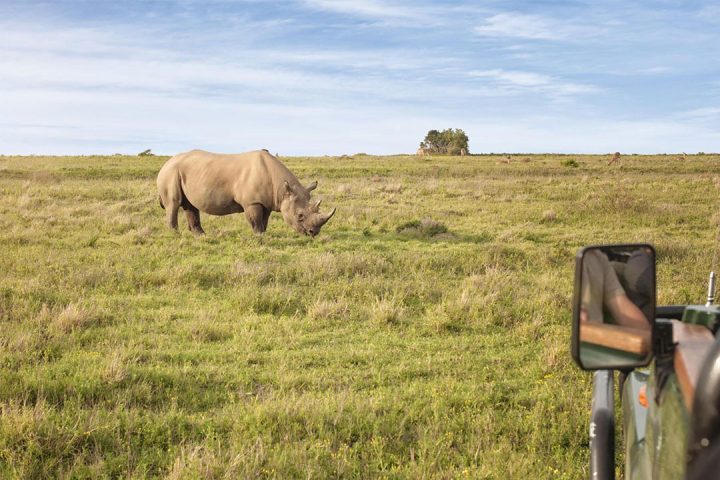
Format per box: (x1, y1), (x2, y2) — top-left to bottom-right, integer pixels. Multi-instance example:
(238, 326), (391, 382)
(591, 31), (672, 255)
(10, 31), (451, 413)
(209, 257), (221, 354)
(620, 306), (720, 479)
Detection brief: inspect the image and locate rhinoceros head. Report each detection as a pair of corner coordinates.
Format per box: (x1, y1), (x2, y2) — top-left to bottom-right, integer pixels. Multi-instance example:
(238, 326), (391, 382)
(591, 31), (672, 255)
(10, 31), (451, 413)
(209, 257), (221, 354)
(280, 181), (336, 237)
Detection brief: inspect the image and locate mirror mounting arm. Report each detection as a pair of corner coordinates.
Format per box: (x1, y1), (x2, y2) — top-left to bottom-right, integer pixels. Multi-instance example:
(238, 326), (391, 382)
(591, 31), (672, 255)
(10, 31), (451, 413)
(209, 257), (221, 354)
(653, 319), (676, 403)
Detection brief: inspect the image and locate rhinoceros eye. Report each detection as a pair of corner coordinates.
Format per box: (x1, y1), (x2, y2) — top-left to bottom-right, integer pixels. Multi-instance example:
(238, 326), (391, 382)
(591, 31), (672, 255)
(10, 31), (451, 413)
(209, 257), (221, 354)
(298, 213), (305, 221)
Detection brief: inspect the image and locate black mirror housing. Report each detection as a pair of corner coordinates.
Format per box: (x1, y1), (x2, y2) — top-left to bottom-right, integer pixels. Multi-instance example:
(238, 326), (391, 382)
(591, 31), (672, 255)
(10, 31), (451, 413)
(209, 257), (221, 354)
(572, 244), (657, 370)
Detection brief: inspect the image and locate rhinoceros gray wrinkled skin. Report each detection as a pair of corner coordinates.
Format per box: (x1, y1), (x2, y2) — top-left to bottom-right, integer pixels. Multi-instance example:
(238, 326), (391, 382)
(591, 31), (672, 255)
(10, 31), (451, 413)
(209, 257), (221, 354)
(157, 150), (335, 237)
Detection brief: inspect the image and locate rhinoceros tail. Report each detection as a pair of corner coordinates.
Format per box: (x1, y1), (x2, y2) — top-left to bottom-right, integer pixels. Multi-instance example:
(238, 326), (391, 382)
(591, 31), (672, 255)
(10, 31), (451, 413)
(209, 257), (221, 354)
(159, 196), (165, 210)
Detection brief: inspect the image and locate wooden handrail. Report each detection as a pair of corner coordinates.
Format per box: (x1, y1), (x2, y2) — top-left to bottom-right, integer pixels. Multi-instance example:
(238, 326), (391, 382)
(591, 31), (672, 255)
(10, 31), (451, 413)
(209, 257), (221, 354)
(672, 320), (714, 411)
(580, 322), (651, 355)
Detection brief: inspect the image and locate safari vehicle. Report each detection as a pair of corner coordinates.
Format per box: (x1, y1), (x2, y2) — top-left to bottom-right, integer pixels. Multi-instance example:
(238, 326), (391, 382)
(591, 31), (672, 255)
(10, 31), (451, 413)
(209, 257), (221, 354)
(571, 244), (720, 479)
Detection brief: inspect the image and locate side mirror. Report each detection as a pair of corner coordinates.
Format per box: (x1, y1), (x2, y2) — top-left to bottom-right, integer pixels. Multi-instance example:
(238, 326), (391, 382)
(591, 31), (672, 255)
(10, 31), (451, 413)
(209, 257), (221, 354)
(572, 244), (656, 370)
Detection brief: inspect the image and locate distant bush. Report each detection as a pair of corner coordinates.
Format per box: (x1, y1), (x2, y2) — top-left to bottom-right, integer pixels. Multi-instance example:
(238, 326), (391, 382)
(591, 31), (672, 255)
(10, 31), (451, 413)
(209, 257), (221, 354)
(420, 128), (469, 155)
(138, 149), (154, 157)
(562, 159), (579, 168)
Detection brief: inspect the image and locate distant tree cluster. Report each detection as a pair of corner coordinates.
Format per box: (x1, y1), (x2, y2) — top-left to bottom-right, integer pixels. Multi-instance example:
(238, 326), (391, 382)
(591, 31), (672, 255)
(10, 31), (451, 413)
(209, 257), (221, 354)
(419, 128), (469, 155)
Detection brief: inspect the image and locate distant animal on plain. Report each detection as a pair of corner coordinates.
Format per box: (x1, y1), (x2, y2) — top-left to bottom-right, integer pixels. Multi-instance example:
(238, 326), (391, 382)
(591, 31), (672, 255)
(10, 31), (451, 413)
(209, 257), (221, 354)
(608, 152), (621, 165)
(460, 148), (467, 156)
(157, 150), (335, 237)
(416, 147), (427, 157)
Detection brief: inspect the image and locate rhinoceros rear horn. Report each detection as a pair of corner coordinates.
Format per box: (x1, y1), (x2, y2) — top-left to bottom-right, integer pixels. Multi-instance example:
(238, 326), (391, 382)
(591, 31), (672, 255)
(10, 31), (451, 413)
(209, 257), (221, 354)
(311, 199), (322, 212)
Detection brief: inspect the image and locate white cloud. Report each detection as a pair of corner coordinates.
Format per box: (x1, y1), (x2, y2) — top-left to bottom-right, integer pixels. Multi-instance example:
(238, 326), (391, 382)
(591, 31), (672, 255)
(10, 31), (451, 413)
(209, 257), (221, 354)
(474, 13), (564, 40)
(301, 0), (425, 20)
(681, 107), (720, 119)
(473, 12), (607, 41)
(470, 69), (551, 87)
(467, 69), (598, 96)
(637, 66), (671, 74)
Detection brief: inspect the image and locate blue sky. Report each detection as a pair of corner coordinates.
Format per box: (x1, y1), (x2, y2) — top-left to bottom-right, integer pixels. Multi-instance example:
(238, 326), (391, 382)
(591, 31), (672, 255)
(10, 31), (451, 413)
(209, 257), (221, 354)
(1, 0), (719, 155)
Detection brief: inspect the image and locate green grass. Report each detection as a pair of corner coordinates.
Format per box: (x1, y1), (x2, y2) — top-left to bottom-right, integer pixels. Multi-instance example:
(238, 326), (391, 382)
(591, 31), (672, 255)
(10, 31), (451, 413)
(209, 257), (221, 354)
(0, 152), (718, 478)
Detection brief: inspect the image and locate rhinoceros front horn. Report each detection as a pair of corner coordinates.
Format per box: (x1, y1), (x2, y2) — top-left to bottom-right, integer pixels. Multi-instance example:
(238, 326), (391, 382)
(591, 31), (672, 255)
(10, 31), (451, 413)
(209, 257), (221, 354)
(316, 207), (336, 227)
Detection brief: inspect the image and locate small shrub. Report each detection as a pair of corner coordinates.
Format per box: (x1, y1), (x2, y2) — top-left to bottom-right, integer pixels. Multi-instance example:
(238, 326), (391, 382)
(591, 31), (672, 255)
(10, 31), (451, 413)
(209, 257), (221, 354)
(561, 159), (579, 168)
(396, 218), (448, 237)
(138, 149), (154, 157)
(190, 324), (231, 343)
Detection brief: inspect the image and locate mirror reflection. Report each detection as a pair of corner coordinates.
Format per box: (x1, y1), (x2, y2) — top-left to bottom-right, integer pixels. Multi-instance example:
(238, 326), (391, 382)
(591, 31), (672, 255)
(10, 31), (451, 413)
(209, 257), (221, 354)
(577, 245), (655, 369)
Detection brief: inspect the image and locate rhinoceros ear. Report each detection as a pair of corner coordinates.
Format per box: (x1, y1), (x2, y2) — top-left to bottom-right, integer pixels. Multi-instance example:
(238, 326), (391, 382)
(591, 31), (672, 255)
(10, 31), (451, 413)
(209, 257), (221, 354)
(284, 181), (294, 196)
(307, 181), (318, 192)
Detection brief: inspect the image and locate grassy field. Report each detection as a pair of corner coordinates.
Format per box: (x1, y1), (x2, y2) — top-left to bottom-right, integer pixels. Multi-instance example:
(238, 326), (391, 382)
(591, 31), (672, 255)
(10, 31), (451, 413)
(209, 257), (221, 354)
(0, 152), (718, 478)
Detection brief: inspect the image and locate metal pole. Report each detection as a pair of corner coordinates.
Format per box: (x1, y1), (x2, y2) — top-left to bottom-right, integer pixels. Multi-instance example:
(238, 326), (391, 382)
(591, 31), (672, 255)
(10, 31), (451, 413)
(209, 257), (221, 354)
(590, 370), (615, 480)
(706, 271), (716, 307)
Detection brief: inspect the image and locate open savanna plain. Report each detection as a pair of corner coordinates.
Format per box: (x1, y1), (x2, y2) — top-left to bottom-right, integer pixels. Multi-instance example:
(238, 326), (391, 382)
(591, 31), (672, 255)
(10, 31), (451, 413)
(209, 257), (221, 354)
(1, 152), (719, 479)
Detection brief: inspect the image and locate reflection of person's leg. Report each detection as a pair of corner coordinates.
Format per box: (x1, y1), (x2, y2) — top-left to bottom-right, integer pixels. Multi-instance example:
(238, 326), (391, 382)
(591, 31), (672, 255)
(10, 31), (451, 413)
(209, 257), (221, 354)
(582, 251), (610, 323)
(625, 251), (653, 317)
(600, 254), (625, 299)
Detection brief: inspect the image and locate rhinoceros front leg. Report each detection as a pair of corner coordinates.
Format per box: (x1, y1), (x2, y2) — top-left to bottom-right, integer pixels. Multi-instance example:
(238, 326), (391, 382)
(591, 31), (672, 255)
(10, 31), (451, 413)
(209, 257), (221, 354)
(244, 204), (268, 235)
(183, 205), (205, 235)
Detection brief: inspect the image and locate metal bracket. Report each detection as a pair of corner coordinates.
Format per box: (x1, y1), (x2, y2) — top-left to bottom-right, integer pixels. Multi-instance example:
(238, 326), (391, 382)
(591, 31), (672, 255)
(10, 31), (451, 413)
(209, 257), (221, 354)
(654, 319), (675, 403)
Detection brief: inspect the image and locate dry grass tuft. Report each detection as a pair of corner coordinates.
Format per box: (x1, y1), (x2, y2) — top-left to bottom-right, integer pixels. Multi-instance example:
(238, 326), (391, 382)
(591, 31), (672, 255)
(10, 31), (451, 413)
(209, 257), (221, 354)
(167, 446), (219, 480)
(17, 193), (36, 209)
(369, 297), (405, 325)
(541, 210), (557, 223)
(336, 184), (352, 195)
(52, 303), (100, 334)
(231, 260), (273, 285)
(189, 311), (232, 343)
(104, 350), (129, 383)
(308, 299), (349, 321)
(134, 226), (153, 243)
(380, 183), (403, 193)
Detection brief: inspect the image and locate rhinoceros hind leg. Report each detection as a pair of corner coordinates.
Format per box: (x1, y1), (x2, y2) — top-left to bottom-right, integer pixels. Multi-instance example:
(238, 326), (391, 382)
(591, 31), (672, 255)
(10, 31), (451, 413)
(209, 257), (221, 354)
(244, 204), (268, 235)
(262, 209), (271, 232)
(164, 201), (179, 230)
(183, 204), (205, 235)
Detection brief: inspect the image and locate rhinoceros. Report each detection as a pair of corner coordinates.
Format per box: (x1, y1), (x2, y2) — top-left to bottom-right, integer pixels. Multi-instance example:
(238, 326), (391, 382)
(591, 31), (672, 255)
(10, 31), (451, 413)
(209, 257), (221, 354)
(157, 149), (335, 236)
